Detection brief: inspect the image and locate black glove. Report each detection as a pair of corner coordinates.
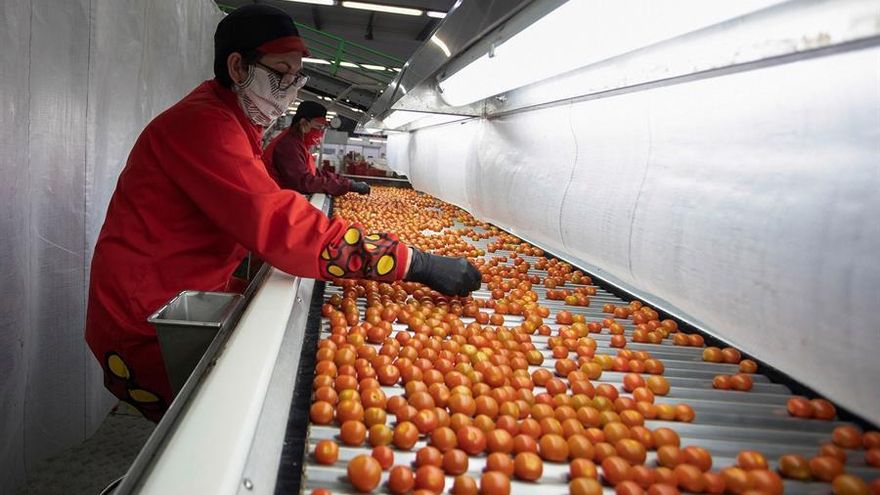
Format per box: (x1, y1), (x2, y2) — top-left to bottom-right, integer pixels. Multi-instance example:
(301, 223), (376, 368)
(350, 181), (371, 195)
(405, 249), (482, 296)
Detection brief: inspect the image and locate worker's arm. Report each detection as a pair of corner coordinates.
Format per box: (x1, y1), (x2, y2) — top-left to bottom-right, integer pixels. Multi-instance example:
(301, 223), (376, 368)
(317, 167), (370, 195)
(273, 135), (352, 196)
(151, 109), (405, 282)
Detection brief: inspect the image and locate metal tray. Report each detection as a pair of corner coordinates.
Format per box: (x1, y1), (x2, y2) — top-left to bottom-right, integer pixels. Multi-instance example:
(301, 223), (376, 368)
(148, 290), (243, 395)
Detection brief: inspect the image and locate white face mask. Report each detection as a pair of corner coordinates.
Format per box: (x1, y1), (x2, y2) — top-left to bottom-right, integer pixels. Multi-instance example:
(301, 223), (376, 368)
(234, 65), (298, 127)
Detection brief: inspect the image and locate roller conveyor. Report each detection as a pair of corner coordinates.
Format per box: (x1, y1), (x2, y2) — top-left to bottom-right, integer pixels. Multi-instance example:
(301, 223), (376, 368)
(275, 200), (880, 495)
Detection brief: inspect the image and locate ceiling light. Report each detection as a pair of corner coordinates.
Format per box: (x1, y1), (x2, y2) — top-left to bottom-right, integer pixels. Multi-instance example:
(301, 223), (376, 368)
(282, 0), (335, 5)
(303, 57), (331, 64)
(362, 64), (387, 71)
(341, 1), (422, 16)
(349, 137), (364, 142)
(438, 0), (784, 106)
(339, 61), (359, 68)
(383, 110), (424, 129)
(426, 11), (446, 19)
(430, 35), (451, 57)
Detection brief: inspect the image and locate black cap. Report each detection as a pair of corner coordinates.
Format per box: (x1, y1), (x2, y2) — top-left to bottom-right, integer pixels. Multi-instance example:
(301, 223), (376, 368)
(214, 4), (309, 87)
(292, 100), (328, 123)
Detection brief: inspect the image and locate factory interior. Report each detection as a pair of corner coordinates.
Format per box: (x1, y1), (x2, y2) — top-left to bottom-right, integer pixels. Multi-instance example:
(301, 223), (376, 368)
(1, 0), (878, 494)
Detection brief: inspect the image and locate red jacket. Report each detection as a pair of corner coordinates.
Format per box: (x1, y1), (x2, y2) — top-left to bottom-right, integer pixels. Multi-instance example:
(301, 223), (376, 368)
(264, 129), (352, 195)
(85, 80), (409, 420)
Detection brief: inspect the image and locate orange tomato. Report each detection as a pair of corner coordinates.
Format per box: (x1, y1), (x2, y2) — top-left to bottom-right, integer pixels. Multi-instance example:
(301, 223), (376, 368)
(388, 465), (415, 495)
(736, 450), (768, 470)
(832, 425), (863, 449)
(601, 456), (633, 485)
(778, 454), (811, 480)
(347, 454), (382, 492)
(810, 398), (836, 420)
(746, 470), (783, 495)
(340, 420), (367, 446)
(393, 421), (419, 450)
(314, 439), (339, 465)
(372, 445), (394, 470)
(415, 465), (446, 493)
(457, 425), (488, 455)
(309, 401), (334, 425)
(673, 464), (705, 493)
(570, 458), (598, 479)
(682, 446), (713, 472)
(616, 480), (646, 495)
(832, 474), (870, 495)
(808, 455), (844, 482)
(786, 397), (813, 418)
(442, 448), (469, 475)
(570, 477), (603, 495)
(452, 475), (478, 495)
(479, 471), (510, 495)
(514, 451), (544, 481)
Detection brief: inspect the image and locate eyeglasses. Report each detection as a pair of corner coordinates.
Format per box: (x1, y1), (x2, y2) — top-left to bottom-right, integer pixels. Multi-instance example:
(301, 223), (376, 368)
(255, 62), (309, 91)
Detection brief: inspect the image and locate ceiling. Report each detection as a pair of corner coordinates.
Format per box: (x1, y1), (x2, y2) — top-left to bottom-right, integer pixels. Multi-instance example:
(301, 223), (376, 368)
(215, 0), (458, 125)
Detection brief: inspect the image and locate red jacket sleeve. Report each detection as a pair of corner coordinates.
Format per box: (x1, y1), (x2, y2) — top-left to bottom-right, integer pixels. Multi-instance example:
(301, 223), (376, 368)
(273, 134), (352, 196)
(149, 107), (408, 282)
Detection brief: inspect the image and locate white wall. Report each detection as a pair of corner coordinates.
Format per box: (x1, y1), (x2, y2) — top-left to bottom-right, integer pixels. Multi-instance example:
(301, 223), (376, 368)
(0, 0), (223, 490)
(392, 46), (880, 424)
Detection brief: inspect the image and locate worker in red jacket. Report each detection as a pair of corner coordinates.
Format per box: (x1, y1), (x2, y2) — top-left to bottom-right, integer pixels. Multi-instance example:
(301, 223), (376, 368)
(85, 4), (480, 422)
(264, 100), (371, 195)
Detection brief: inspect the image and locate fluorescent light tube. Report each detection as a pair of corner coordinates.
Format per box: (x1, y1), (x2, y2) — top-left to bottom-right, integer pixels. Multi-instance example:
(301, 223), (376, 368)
(362, 64), (387, 71)
(339, 61), (359, 68)
(342, 1), (422, 16)
(349, 137), (364, 142)
(303, 57), (331, 64)
(430, 35), (451, 57)
(438, 0), (784, 106)
(426, 10), (446, 18)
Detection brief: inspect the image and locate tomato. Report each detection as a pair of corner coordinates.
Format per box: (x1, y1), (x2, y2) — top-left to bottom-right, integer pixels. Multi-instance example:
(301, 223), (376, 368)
(347, 454), (382, 492)
(746, 470), (783, 495)
(569, 457), (598, 479)
(786, 397), (813, 418)
(389, 465), (415, 495)
(703, 472), (725, 494)
(570, 477), (604, 495)
(604, 422), (631, 443)
(810, 398), (836, 420)
(413, 408), (440, 434)
(415, 465), (446, 493)
(646, 376), (669, 396)
(778, 454), (811, 480)
(712, 375), (731, 390)
(681, 446), (712, 472)
(738, 359), (758, 373)
(412, 446), (440, 468)
(647, 484), (681, 495)
(863, 431), (880, 449)
(594, 442), (618, 462)
(442, 448), (469, 475)
(736, 450), (768, 470)
(309, 401), (334, 425)
(616, 480), (646, 495)
(480, 471), (510, 495)
(337, 399), (365, 423)
(340, 420), (367, 446)
(485, 452), (514, 477)
(601, 456), (633, 485)
(721, 467), (750, 494)
(729, 374), (753, 392)
(370, 424), (393, 447)
(314, 439), (339, 465)
(652, 428), (680, 448)
(430, 426), (458, 452)
(393, 421), (419, 450)
(534, 432), (568, 462)
(630, 465), (656, 489)
(311, 489), (331, 495)
(452, 475), (478, 495)
(486, 428), (514, 454)
(832, 425), (863, 449)
(364, 407), (387, 427)
(865, 448), (880, 467)
(512, 451), (543, 481)
(654, 467), (676, 487)
(623, 373), (646, 392)
(808, 455), (844, 482)
(458, 426), (488, 455)
(820, 443), (848, 463)
(615, 438), (647, 464)
(568, 434), (596, 460)
(656, 446), (683, 468)
(702, 347), (723, 363)
(673, 464), (705, 493)
(832, 474), (870, 495)
(721, 347), (741, 364)
(513, 433), (539, 454)
(372, 445), (394, 470)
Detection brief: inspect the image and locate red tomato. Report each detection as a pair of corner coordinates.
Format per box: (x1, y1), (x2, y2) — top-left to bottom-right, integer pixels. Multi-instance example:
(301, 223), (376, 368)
(442, 449), (469, 475)
(808, 456), (844, 482)
(786, 397), (813, 418)
(347, 454), (382, 492)
(371, 445), (394, 470)
(832, 425), (863, 449)
(832, 474), (870, 495)
(479, 471), (510, 495)
(415, 465), (446, 493)
(314, 440), (339, 465)
(778, 454), (811, 480)
(452, 475), (478, 495)
(601, 456), (633, 485)
(616, 480), (646, 495)
(736, 450), (768, 470)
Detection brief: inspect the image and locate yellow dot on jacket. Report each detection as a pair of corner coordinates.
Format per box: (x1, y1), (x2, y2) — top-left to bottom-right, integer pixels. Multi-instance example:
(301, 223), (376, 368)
(328, 265), (345, 277)
(321, 248), (330, 260)
(128, 389), (159, 403)
(364, 243), (377, 251)
(344, 228), (360, 245)
(107, 354), (129, 379)
(366, 234), (380, 241)
(377, 255), (395, 276)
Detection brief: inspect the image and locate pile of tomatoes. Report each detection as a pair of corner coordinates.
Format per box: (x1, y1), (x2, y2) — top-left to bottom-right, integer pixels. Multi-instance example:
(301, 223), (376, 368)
(307, 188), (880, 495)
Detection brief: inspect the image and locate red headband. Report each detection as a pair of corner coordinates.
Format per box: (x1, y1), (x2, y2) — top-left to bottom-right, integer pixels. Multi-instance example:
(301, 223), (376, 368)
(259, 36), (310, 56)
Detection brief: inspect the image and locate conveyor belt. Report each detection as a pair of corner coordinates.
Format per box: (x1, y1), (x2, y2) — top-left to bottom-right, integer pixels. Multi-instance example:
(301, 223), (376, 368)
(277, 216), (879, 495)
